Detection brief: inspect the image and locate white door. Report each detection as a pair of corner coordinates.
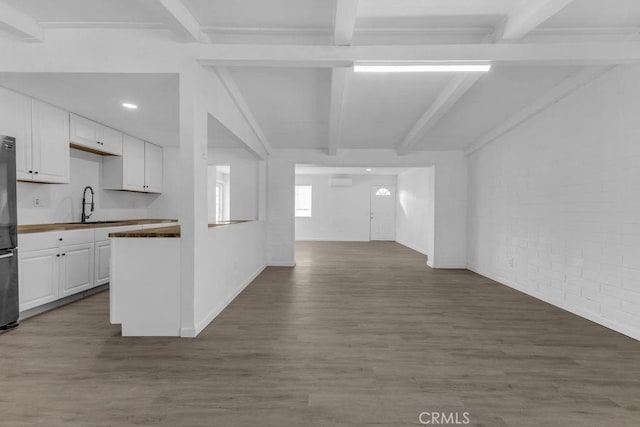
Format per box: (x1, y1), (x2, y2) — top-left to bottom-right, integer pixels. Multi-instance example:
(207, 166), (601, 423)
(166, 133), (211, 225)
(144, 142), (163, 193)
(122, 135), (145, 191)
(31, 100), (70, 183)
(370, 185), (396, 241)
(0, 87), (32, 181)
(18, 248), (60, 311)
(59, 243), (94, 297)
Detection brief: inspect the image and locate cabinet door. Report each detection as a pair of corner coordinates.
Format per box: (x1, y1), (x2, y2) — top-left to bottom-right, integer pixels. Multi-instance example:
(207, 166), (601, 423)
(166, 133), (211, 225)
(144, 142), (163, 193)
(69, 113), (97, 149)
(60, 243), (94, 297)
(96, 124), (123, 156)
(94, 241), (111, 286)
(18, 248), (60, 311)
(31, 100), (70, 183)
(122, 135), (145, 191)
(0, 87), (32, 181)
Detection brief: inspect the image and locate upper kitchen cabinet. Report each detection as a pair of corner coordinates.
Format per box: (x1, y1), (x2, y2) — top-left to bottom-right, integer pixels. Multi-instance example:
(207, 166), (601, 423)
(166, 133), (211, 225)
(31, 101), (71, 184)
(144, 142), (163, 193)
(0, 89), (70, 184)
(70, 113), (123, 156)
(0, 87), (32, 181)
(103, 136), (163, 194)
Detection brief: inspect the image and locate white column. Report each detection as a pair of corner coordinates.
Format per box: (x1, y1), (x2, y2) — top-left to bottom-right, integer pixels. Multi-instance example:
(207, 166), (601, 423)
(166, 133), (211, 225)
(178, 61), (210, 337)
(266, 158), (295, 267)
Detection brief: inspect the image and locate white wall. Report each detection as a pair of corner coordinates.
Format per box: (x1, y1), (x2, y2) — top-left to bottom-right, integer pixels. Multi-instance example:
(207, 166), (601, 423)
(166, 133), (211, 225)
(396, 167), (435, 262)
(295, 174), (396, 241)
(195, 221), (266, 335)
(17, 148), (155, 224)
(467, 65), (640, 340)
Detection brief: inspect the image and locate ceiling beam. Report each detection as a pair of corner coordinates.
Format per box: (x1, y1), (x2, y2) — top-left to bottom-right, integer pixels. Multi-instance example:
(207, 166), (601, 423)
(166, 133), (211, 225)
(155, 0), (209, 43)
(465, 65), (615, 156)
(214, 67), (272, 156)
(396, 74), (483, 155)
(328, 68), (350, 155)
(0, 2), (43, 42)
(334, 0), (359, 45)
(193, 42), (640, 67)
(500, 0), (575, 40)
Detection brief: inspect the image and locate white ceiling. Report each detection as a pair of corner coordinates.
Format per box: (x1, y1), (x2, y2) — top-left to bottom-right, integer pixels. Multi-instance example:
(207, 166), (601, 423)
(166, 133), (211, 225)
(296, 166), (413, 176)
(229, 67), (331, 149)
(0, 0), (635, 155)
(0, 73), (178, 146)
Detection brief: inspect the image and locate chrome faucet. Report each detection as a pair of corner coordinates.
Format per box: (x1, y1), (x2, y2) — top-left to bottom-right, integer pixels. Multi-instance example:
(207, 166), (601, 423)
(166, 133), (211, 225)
(81, 186), (95, 224)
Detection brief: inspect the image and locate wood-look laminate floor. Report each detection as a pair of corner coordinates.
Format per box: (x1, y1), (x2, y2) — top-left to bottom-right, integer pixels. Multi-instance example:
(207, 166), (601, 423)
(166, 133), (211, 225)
(1, 242), (639, 426)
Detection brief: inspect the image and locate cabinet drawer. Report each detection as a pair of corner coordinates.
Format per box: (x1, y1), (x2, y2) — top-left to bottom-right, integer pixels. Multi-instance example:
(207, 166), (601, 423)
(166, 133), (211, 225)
(19, 229), (94, 252)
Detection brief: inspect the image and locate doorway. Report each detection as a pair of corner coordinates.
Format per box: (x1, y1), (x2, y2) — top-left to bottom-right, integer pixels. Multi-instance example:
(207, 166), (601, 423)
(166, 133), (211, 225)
(370, 185), (396, 241)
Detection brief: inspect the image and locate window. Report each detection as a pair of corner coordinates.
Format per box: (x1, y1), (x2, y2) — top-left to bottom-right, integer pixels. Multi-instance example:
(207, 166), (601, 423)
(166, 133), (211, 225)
(215, 182), (225, 222)
(295, 185), (312, 217)
(375, 188), (392, 196)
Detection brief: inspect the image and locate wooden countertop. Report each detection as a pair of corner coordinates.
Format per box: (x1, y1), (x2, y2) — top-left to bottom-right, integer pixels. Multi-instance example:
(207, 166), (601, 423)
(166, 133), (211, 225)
(109, 220), (252, 238)
(18, 219), (178, 234)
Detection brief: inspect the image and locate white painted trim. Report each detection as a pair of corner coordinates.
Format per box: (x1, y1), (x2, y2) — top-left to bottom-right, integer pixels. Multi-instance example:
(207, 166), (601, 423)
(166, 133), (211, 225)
(500, 0), (575, 40)
(397, 74), (483, 155)
(0, 2), (43, 42)
(267, 261), (296, 267)
(465, 65), (615, 156)
(192, 264), (267, 337)
(328, 68), (349, 155)
(39, 21), (165, 30)
(193, 42), (640, 68)
(431, 263), (467, 269)
(155, 0), (209, 43)
(467, 265), (640, 342)
(214, 67), (272, 157)
(333, 0), (359, 45)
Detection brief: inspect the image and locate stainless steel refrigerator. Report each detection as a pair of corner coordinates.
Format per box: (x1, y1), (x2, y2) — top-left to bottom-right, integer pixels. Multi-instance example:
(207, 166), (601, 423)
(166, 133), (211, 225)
(0, 135), (18, 330)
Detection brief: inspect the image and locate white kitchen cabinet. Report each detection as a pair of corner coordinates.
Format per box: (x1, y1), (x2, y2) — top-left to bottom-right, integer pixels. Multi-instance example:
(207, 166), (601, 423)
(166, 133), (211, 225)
(144, 142), (163, 193)
(94, 240), (111, 287)
(18, 248), (60, 311)
(59, 242), (94, 298)
(70, 113), (123, 156)
(103, 137), (163, 193)
(0, 91), (69, 184)
(0, 87), (32, 181)
(31, 100), (70, 184)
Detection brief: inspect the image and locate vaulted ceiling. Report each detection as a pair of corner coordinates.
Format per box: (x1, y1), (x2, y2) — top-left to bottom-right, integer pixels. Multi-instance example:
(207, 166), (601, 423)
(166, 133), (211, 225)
(0, 0), (637, 154)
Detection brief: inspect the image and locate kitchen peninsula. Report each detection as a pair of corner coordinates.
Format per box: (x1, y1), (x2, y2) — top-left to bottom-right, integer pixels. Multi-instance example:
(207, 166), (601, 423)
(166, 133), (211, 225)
(109, 220), (265, 337)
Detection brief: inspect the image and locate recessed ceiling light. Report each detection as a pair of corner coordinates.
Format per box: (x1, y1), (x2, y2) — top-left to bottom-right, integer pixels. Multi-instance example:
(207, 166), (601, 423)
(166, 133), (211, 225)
(353, 64), (491, 73)
(366, 168), (373, 172)
(122, 102), (138, 110)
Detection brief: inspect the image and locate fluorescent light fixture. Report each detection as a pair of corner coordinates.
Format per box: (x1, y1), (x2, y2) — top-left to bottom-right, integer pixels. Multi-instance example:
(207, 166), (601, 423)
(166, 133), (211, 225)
(122, 102), (138, 110)
(353, 64), (491, 73)
(365, 168), (373, 172)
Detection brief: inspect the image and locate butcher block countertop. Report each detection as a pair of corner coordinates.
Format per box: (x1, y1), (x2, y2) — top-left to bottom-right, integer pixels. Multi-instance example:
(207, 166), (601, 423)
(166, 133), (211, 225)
(109, 220), (252, 238)
(18, 219), (178, 234)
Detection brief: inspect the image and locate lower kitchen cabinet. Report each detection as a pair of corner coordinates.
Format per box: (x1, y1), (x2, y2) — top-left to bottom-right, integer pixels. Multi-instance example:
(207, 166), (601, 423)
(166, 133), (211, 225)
(59, 243), (94, 298)
(94, 240), (111, 286)
(18, 248), (60, 311)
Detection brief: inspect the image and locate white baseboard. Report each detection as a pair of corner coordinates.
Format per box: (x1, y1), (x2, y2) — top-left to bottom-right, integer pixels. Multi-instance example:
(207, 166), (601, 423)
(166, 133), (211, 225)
(267, 261), (296, 267)
(468, 265), (640, 342)
(192, 264), (267, 337)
